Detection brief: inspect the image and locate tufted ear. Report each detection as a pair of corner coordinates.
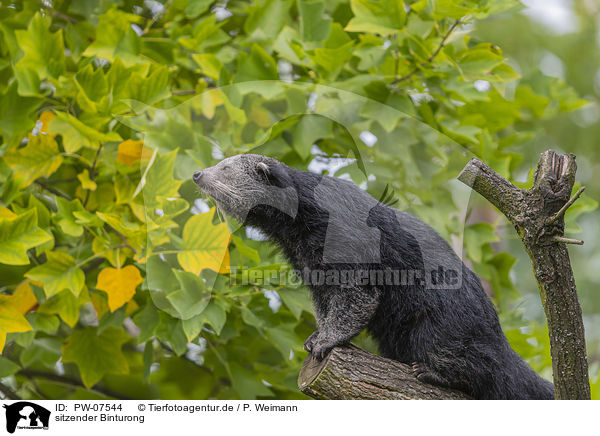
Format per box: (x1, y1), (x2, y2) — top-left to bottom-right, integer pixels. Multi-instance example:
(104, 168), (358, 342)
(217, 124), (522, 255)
(257, 162), (270, 177)
(257, 161), (292, 188)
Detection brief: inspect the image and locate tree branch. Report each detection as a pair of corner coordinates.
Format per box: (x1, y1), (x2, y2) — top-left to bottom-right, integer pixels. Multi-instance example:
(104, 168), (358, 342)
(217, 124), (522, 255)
(392, 20), (461, 84)
(0, 381), (21, 400)
(17, 369), (132, 400)
(298, 345), (470, 400)
(458, 151), (590, 399)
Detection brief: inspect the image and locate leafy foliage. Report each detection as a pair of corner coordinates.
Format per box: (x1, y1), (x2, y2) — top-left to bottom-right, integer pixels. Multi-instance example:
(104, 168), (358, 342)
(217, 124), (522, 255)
(0, 0), (595, 399)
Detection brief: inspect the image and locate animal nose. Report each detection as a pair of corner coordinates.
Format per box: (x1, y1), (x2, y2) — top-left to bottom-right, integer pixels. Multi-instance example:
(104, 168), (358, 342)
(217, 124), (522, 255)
(193, 170), (203, 183)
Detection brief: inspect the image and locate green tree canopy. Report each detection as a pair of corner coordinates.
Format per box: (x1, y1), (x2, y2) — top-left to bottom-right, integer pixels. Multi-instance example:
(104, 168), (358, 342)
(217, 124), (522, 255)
(0, 0), (596, 399)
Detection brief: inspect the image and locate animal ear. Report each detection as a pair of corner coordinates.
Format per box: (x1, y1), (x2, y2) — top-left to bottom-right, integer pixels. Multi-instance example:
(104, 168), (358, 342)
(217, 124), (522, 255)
(258, 161), (291, 188)
(257, 162), (270, 177)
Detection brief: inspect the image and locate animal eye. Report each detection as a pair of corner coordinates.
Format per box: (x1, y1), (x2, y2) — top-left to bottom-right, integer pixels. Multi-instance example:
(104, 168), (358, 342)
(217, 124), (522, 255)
(221, 165), (230, 171)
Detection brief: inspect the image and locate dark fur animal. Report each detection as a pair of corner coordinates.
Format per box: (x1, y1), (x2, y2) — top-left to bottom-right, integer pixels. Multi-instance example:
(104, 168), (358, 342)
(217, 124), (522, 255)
(193, 154), (554, 400)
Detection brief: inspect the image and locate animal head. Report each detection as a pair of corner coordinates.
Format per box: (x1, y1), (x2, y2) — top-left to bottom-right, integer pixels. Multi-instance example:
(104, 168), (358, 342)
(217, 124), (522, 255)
(193, 154), (298, 223)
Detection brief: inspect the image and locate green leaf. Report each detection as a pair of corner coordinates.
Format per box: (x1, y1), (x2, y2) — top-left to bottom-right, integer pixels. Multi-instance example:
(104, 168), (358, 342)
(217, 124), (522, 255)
(133, 303), (160, 344)
(82, 9), (144, 66)
(0, 209), (52, 266)
(48, 111), (121, 153)
(195, 301), (227, 334)
(142, 341), (153, 383)
(266, 324), (301, 359)
(308, 23), (355, 78)
(464, 223), (499, 263)
(14, 12), (65, 92)
(277, 288), (313, 320)
(230, 362), (273, 399)
(458, 49), (505, 79)
(37, 289), (87, 328)
(0, 356), (21, 377)
(232, 235), (260, 263)
(235, 44), (278, 82)
(184, 0), (214, 18)
(244, 0), (292, 39)
(192, 53), (223, 80)
(20, 337), (62, 368)
(431, 0), (474, 20)
(62, 326), (130, 388)
(155, 313), (188, 355)
(292, 115), (334, 159)
(4, 135), (63, 188)
(299, 0), (332, 42)
(54, 197), (86, 237)
(25, 251), (85, 297)
(0, 82), (41, 144)
(166, 270), (211, 320)
(345, 0), (406, 35)
(142, 150), (183, 209)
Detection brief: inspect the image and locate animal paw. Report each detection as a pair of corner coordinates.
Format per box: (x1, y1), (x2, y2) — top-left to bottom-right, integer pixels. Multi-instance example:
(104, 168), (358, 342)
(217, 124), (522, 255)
(310, 341), (334, 361)
(303, 331), (319, 352)
(411, 362), (447, 386)
(304, 332), (335, 360)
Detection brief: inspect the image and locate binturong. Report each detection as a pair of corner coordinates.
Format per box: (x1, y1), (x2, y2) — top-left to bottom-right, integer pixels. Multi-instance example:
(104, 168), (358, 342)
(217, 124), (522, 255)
(193, 154), (554, 400)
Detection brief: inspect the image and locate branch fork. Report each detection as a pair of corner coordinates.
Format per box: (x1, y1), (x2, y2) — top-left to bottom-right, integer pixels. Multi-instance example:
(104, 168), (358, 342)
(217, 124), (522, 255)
(457, 150), (590, 400)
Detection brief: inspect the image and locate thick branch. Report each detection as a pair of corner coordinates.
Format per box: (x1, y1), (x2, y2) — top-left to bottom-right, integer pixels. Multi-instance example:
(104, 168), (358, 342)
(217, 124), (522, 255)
(457, 157), (525, 223)
(298, 345), (470, 400)
(458, 151), (590, 400)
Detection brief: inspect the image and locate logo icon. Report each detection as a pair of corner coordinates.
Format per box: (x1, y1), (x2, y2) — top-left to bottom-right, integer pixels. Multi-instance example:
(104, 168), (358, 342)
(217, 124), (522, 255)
(3, 402), (50, 433)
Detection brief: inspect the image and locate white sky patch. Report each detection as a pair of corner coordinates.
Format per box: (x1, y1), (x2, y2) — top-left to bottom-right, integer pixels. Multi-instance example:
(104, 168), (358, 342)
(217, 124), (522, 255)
(521, 0), (579, 35)
(212, 143), (224, 159)
(131, 23), (144, 36)
(263, 290), (282, 312)
(474, 80), (491, 92)
(278, 59), (293, 83)
(144, 0), (164, 17)
(308, 156), (356, 175)
(307, 92), (318, 112)
(32, 120), (43, 136)
(214, 6), (233, 21)
(359, 131), (378, 147)
(191, 198), (210, 214)
(154, 208), (164, 217)
(186, 341), (207, 364)
(539, 51), (565, 79)
(246, 226), (269, 241)
(93, 58), (109, 68)
(571, 101), (600, 128)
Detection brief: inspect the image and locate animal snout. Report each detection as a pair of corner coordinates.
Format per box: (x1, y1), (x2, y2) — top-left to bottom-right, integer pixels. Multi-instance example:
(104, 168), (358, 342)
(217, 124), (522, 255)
(193, 170), (203, 183)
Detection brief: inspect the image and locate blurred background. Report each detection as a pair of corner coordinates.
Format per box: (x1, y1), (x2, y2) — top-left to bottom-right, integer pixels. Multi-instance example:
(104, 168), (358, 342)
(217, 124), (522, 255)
(473, 0), (600, 386)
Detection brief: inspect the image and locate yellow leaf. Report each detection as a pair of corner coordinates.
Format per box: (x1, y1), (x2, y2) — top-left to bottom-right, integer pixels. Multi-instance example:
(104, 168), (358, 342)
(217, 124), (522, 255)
(10, 280), (38, 313)
(178, 208), (231, 274)
(0, 207), (16, 218)
(117, 140), (151, 167)
(96, 265), (143, 312)
(200, 89), (224, 119)
(39, 111), (56, 136)
(77, 169), (97, 190)
(0, 284), (35, 353)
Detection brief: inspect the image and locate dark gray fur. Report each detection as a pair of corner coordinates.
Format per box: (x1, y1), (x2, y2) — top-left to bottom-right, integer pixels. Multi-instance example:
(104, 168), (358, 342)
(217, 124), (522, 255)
(193, 154), (554, 400)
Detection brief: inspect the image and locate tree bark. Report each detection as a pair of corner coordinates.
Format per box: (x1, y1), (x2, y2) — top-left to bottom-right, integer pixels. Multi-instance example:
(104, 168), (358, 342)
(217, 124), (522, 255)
(458, 150), (590, 400)
(298, 345), (470, 400)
